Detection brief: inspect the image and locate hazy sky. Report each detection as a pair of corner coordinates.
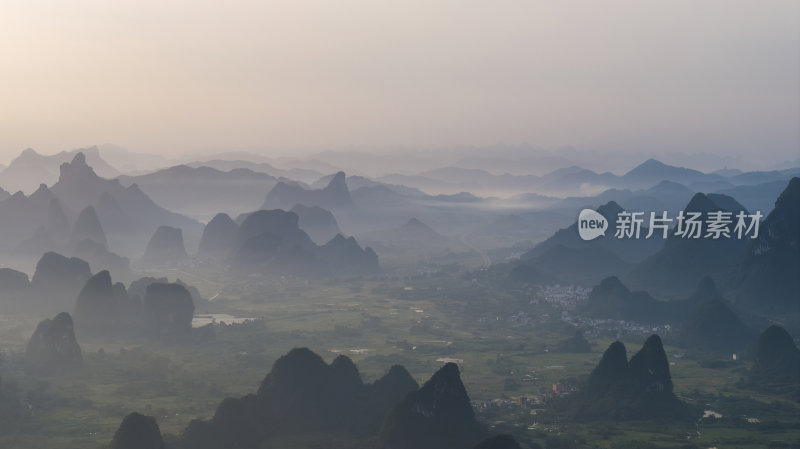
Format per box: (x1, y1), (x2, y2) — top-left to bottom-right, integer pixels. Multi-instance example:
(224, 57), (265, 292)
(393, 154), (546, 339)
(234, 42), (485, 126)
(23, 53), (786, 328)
(1, 1), (798, 164)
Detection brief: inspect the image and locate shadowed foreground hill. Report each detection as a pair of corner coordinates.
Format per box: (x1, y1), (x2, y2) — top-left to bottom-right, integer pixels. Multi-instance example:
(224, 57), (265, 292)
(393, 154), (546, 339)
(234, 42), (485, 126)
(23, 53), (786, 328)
(747, 326), (800, 389)
(583, 276), (688, 324)
(563, 335), (695, 421)
(676, 276), (755, 353)
(379, 362), (484, 449)
(557, 330), (592, 353)
(110, 412), (165, 449)
(176, 348), (418, 449)
(109, 348), (520, 449)
(71, 271), (198, 339)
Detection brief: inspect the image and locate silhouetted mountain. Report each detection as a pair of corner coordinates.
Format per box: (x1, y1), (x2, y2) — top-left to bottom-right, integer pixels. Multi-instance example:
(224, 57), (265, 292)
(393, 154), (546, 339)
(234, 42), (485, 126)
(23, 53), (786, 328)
(290, 204), (342, 244)
(262, 171), (353, 210)
(127, 276), (201, 305)
(198, 213), (238, 256)
(73, 270), (121, 335)
(112, 276), (203, 335)
(557, 330), (592, 353)
(255, 348), (366, 434)
(118, 165), (281, 220)
(364, 364), (420, 433)
(567, 335), (693, 421)
(50, 152), (201, 256)
(143, 282), (195, 336)
(142, 226), (188, 264)
(179, 348), (418, 448)
(583, 276), (686, 324)
(732, 178), (800, 313)
(70, 205), (108, 248)
(31, 251), (92, 313)
(235, 209), (315, 250)
(676, 277), (755, 353)
(380, 363), (483, 449)
(232, 209), (324, 276)
(627, 193), (749, 296)
(110, 412), (165, 449)
(181, 396), (263, 449)
(26, 312), (82, 370)
(318, 234), (380, 276)
(751, 326), (800, 385)
(231, 210), (377, 277)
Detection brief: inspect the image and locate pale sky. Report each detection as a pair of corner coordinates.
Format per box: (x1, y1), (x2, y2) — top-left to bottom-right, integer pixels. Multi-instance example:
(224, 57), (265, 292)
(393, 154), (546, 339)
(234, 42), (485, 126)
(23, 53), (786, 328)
(1, 0), (798, 163)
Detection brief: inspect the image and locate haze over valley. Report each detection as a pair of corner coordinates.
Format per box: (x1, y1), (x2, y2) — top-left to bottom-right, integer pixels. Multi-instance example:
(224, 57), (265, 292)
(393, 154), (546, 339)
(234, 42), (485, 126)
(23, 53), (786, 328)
(1, 1), (798, 448)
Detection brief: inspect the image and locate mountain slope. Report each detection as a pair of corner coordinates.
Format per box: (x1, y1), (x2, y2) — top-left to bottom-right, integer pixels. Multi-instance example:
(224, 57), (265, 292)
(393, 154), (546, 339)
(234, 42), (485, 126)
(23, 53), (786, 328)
(626, 193), (750, 296)
(51, 153), (201, 256)
(732, 177), (800, 314)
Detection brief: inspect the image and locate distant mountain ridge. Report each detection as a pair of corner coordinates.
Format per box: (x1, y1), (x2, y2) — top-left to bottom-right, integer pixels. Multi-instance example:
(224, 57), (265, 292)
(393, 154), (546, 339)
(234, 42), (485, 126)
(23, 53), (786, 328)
(206, 209), (380, 277)
(263, 171), (353, 211)
(117, 165), (285, 220)
(376, 158), (799, 197)
(0, 146), (120, 193)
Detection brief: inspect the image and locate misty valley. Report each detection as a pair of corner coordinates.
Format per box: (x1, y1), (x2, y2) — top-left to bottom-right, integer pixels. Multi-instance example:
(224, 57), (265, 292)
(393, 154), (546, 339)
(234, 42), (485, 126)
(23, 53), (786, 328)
(0, 148), (797, 449)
